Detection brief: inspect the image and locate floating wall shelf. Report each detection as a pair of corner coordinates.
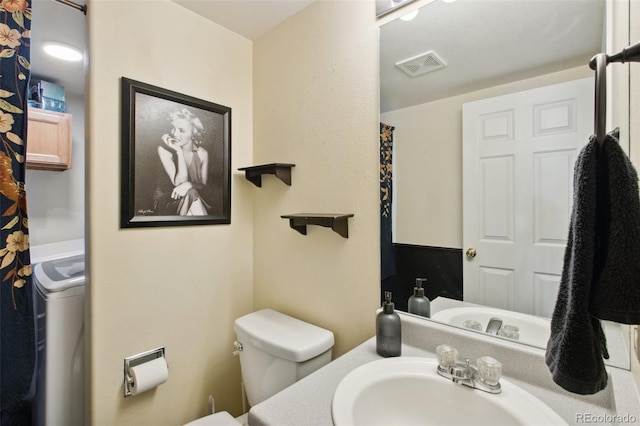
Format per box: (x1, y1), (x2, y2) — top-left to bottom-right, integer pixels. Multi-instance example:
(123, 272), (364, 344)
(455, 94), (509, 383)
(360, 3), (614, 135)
(238, 163), (295, 187)
(281, 214), (354, 238)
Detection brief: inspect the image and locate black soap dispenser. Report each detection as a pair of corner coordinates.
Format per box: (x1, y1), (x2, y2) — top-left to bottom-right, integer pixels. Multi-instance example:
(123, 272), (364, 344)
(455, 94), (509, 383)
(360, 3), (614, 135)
(408, 278), (431, 318)
(376, 291), (401, 357)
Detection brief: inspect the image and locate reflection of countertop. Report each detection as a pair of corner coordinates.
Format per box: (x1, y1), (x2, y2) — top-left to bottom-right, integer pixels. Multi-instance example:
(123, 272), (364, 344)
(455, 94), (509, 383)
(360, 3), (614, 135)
(249, 312), (640, 426)
(429, 296), (630, 369)
(430, 295), (484, 314)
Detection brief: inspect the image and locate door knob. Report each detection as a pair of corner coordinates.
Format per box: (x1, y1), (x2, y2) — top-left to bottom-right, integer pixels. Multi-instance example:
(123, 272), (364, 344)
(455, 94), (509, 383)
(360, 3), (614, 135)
(466, 248), (477, 258)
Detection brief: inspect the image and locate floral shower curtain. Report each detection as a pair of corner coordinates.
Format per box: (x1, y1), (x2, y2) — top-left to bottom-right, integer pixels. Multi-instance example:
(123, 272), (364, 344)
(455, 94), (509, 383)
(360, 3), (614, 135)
(380, 123), (396, 282)
(0, 0), (34, 423)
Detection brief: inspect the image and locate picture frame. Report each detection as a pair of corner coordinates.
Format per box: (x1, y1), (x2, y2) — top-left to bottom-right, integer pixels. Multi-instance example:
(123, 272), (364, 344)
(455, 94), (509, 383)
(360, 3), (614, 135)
(120, 77), (231, 228)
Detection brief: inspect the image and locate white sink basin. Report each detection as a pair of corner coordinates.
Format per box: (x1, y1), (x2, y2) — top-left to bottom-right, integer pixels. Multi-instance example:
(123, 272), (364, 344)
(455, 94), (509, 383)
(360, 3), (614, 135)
(332, 357), (566, 426)
(430, 307), (550, 348)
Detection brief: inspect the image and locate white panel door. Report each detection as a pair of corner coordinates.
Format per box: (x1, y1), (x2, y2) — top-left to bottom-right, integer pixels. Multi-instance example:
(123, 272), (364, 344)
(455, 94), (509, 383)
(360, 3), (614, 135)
(462, 78), (593, 316)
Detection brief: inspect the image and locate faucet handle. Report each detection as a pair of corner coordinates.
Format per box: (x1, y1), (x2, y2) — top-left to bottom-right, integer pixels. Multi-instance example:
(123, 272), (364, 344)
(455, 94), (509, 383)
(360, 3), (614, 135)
(477, 356), (502, 386)
(436, 344), (458, 369)
(497, 324), (520, 341)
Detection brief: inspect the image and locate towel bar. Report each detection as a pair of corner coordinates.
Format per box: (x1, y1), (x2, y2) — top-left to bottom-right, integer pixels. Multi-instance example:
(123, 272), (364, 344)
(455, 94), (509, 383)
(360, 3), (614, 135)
(590, 40), (640, 146)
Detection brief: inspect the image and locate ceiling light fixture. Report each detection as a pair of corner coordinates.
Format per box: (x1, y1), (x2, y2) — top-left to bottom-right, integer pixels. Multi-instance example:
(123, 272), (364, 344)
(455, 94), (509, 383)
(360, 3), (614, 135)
(43, 42), (83, 62)
(399, 9), (419, 21)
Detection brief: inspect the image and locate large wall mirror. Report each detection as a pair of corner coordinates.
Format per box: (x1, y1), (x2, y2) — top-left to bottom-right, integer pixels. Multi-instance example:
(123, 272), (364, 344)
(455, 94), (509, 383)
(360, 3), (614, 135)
(380, 0), (632, 370)
(376, 0), (419, 18)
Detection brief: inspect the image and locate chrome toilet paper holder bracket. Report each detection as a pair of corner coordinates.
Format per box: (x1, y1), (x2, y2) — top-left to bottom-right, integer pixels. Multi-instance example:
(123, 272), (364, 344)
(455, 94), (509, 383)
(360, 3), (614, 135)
(124, 347), (166, 397)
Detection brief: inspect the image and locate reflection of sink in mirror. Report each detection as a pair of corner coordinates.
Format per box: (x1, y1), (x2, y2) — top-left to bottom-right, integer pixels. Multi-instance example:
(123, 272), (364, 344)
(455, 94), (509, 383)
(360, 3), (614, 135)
(332, 357), (567, 426)
(431, 306), (550, 348)
(429, 297), (631, 368)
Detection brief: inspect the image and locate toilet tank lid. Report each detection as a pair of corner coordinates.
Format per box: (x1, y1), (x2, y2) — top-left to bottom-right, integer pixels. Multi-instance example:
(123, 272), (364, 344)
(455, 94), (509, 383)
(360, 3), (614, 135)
(234, 309), (335, 362)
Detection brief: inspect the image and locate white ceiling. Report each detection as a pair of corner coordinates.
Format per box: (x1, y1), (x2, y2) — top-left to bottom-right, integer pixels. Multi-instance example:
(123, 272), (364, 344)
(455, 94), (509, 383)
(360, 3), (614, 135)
(31, 0), (87, 97)
(32, 0), (606, 113)
(30, 0), (312, 98)
(171, 0), (315, 40)
(380, 0), (606, 112)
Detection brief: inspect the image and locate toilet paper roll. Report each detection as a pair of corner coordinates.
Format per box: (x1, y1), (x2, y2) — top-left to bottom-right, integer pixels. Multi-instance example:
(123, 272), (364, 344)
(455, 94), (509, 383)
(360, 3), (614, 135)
(129, 357), (168, 396)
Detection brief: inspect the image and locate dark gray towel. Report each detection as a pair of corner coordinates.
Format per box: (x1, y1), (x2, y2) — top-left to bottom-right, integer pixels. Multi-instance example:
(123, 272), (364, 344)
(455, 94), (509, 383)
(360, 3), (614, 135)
(589, 135), (640, 323)
(546, 135), (613, 394)
(547, 134), (640, 394)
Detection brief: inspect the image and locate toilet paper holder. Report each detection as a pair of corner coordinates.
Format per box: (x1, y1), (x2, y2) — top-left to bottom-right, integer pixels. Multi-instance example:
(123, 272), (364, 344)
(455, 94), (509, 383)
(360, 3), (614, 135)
(124, 347), (166, 397)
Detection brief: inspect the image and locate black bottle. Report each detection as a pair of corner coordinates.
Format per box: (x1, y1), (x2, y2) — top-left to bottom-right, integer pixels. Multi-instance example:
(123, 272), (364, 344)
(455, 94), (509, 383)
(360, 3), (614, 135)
(408, 278), (431, 318)
(376, 291), (401, 357)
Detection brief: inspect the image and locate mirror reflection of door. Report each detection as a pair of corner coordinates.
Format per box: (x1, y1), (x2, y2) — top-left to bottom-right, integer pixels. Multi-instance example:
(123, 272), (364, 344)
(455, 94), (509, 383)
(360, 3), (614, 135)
(380, 0), (633, 370)
(462, 78), (593, 317)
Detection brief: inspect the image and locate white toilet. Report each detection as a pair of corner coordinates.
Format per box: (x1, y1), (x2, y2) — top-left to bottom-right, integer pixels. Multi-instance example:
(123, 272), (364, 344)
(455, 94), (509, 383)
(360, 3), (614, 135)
(185, 309), (335, 425)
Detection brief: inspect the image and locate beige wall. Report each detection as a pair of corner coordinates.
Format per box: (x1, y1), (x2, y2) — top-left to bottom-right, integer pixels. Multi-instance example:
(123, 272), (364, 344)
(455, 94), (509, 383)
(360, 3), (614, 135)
(86, 1), (254, 424)
(73, 0), (640, 423)
(87, 0), (380, 424)
(381, 66), (592, 249)
(252, 0), (380, 358)
(630, 0), (640, 166)
(629, 0), (640, 393)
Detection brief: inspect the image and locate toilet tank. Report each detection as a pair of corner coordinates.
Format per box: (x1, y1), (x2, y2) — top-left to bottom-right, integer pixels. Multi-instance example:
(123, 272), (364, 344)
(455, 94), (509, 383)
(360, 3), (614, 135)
(234, 309), (334, 407)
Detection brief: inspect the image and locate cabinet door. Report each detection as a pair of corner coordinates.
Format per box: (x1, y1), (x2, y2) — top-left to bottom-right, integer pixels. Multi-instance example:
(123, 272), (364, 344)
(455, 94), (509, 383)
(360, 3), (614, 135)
(26, 108), (72, 171)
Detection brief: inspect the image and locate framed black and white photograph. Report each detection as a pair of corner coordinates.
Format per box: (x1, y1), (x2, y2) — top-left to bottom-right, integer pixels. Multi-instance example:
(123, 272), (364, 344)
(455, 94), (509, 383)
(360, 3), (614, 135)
(120, 77), (231, 228)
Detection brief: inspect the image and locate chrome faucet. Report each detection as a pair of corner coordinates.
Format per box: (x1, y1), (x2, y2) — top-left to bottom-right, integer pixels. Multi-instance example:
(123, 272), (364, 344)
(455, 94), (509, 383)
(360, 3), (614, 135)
(435, 344), (502, 394)
(485, 317), (503, 335)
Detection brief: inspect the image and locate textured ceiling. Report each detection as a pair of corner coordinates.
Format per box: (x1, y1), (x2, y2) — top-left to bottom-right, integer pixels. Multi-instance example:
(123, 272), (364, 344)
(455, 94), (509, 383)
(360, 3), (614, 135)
(31, 0), (87, 97)
(380, 0), (606, 112)
(32, 0), (313, 98)
(32, 0), (606, 113)
(171, 0), (315, 40)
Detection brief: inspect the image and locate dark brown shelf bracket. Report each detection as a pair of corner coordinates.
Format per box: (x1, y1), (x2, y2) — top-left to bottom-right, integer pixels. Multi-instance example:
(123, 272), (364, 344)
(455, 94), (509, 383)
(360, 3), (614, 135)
(238, 163), (295, 187)
(280, 214), (354, 238)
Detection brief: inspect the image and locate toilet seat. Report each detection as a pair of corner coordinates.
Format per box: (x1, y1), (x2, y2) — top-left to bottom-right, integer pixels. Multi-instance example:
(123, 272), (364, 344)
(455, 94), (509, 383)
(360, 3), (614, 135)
(183, 411), (241, 426)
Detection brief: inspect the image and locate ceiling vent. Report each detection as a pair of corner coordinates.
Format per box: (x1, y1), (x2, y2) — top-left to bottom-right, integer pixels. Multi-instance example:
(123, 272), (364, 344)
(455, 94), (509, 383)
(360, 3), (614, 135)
(395, 51), (446, 78)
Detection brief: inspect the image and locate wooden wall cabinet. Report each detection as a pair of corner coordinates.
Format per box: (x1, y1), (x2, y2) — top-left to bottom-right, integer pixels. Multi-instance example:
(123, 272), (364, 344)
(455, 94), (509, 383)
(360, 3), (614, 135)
(26, 107), (72, 171)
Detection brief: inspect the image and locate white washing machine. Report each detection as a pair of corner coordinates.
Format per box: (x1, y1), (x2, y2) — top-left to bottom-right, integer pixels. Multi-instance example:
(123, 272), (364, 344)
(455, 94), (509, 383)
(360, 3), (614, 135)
(32, 243), (85, 426)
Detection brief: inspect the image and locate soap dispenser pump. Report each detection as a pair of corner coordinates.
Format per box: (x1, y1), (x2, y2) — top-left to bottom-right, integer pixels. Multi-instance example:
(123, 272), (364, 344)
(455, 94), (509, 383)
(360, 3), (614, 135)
(376, 291), (401, 357)
(408, 278), (431, 318)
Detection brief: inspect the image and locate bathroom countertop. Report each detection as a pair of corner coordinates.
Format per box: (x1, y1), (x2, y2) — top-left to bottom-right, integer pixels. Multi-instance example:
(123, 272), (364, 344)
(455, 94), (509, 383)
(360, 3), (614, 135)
(248, 312), (640, 426)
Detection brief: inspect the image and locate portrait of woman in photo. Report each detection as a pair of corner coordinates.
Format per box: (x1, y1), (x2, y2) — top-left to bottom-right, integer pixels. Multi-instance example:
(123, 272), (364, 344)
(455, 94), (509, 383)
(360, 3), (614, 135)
(153, 108), (210, 216)
(121, 78), (231, 228)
